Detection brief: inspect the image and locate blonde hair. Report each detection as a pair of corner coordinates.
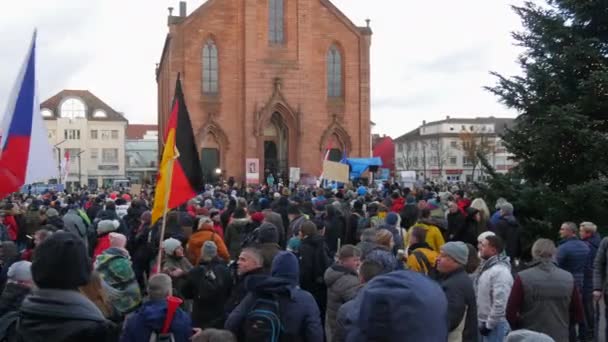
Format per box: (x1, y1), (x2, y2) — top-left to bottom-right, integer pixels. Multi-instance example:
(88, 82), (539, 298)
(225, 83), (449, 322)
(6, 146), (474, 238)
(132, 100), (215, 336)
(79, 271), (113, 318)
(580, 222), (597, 234)
(375, 229), (394, 249)
(470, 198), (490, 223)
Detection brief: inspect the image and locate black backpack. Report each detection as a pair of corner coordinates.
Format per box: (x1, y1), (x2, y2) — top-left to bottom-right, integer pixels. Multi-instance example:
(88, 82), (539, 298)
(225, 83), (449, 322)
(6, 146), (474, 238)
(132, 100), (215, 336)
(244, 295), (284, 342)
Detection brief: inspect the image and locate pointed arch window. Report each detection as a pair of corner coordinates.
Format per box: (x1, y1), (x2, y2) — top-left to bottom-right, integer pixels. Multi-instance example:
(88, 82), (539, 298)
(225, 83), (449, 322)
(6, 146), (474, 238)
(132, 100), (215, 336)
(202, 40), (218, 94)
(327, 45), (342, 98)
(269, 0), (284, 44)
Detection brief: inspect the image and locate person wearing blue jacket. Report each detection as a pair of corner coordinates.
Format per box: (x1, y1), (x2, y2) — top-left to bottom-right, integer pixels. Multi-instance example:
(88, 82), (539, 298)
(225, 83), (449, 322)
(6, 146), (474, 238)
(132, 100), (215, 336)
(343, 270), (448, 342)
(225, 251), (323, 342)
(120, 274), (199, 342)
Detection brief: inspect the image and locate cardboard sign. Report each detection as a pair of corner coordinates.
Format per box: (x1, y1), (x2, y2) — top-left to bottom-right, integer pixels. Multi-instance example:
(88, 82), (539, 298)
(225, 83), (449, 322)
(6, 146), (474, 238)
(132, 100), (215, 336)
(289, 167), (301, 183)
(322, 160), (350, 183)
(246, 158), (260, 184)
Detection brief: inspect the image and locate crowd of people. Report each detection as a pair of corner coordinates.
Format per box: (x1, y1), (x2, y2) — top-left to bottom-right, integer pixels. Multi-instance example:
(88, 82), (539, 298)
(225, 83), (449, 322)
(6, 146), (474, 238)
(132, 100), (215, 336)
(0, 182), (603, 341)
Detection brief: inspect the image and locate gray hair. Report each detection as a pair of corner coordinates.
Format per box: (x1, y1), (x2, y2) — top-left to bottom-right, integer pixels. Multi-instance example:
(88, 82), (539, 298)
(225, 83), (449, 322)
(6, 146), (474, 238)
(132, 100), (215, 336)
(495, 197), (508, 210)
(148, 273), (173, 300)
(500, 202), (514, 216)
(531, 238), (556, 261)
(240, 247), (263, 266)
(200, 329), (237, 342)
(580, 222), (597, 233)
(561, 222), (578, 233)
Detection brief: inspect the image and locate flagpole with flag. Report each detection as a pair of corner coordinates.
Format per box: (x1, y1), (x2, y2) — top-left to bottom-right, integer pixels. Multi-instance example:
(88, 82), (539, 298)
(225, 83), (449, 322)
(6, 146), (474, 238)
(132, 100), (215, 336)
(151, 74), (204, 273)
(0, 30), (56, 198)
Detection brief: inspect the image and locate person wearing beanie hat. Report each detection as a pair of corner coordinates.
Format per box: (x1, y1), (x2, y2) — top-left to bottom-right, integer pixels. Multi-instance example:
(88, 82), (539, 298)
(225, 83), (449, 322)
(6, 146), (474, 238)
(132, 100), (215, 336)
(19, 231), (119, 341)
(160, 237), (193, 302)
(0, 261), (34, 317)
(225, 251), (323, 341)
(43, 207), (64, 231)
(259, 200), (286, 249)
(187, 219), (230, 265)
(95, 231), (142, 315)
(93, 219), (121, 258)
(256, 223), (281, 272)
(181, 241), (232, 329)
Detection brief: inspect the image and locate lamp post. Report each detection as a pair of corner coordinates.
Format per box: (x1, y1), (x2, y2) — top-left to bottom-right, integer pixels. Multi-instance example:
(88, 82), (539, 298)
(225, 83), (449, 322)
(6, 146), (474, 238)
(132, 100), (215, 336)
(76, 149), (85, 189)
(54, 140), (66, 185)
(215, 168), (222, 185)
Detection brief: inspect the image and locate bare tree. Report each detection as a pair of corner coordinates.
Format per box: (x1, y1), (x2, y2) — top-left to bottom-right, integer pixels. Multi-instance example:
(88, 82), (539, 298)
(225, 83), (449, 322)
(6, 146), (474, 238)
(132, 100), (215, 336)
(431, 136), (448, 180)
(398, 142), (414, 171)
(459, 131), (495, 181)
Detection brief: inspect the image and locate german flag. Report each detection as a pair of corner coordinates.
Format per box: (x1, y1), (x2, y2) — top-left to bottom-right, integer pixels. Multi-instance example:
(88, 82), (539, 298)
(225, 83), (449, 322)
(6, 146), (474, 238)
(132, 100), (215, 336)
(151, 76), (203, 223)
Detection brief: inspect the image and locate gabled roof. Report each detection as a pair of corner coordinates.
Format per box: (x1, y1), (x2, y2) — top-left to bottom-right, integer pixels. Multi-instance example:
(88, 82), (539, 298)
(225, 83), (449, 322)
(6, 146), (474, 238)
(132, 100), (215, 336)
(394, 117), (515, 142)
(40, 89), (128, 122)
(126, 124), (158, 140)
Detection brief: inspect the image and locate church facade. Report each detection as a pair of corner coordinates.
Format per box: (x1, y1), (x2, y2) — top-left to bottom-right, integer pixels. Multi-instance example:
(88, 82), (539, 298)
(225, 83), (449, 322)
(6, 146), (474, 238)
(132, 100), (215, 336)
(157, 0), (372, 184)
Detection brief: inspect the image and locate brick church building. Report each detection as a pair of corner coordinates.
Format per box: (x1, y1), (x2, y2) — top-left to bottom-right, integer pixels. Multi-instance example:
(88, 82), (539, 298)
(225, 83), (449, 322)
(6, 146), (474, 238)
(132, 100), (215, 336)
(157, 0), (372, 184)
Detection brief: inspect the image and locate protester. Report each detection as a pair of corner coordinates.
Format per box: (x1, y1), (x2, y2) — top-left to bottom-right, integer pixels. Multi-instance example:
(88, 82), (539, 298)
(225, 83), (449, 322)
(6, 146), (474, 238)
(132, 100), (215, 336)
(260, 198), (286, 247)
(225, 251), (323, 341)
(356, 228), (377, 259)
(447, 201), (466, 242)
(19, 231), (119, 341)
(406, 208), (445, 252)
(475, 235), (513, 342)
(162, 237), (193, 299)
(186, 218), (229, 265)
(406, 226), (439, 276)
(436, 242), (478, 342)
(0, 261), (33, 316)
(506, 238), (584, 342)
(225, 247), (265, 314)
(579, 221), (600, 341)
(491, 202), (522, 262)
(0, 242), (19, 293)
(324, 245), (361, 341)
(255, 222), (281, 272)
(120, 273), (200, 342)
(298, 220), (331, 323)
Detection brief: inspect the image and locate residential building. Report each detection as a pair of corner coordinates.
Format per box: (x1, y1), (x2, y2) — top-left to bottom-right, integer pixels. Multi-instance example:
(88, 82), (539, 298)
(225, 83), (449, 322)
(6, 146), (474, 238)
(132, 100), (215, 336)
(156, 0), (372, 184)
(394, 116), (515, 182)
(126, 124), (158, 185)
(41, 90), (128, 189)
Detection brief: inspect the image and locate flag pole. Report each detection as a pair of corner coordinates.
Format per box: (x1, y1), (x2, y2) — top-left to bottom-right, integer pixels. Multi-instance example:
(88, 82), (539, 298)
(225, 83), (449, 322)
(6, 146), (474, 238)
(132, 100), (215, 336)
(155, 153), (177, 274)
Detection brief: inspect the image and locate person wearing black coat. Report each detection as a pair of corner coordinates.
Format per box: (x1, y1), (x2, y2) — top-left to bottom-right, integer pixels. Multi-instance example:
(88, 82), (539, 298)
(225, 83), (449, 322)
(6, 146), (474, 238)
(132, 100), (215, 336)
(182, 241), (232, 329)
(459, 207), (482, 246)
(324, 205), (347, 256)
(298, 221), (331, 325)
(447, 202), (466, 242)
(18, 232), (118, 342)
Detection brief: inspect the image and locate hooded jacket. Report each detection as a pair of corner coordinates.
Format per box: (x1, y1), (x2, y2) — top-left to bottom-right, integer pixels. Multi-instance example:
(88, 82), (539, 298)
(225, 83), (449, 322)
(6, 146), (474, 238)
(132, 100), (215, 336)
(225, 252), (323, 342)
(343, 270), (448, 342)
(324, 264), (360, 338)
(94, 247), (142, 315)
(120, 299), (192, 342)
(187, 224), (229, 265)
(19, 288), (118, 342)
(63, 209), (89, 241)
(474, 254), (513, 329)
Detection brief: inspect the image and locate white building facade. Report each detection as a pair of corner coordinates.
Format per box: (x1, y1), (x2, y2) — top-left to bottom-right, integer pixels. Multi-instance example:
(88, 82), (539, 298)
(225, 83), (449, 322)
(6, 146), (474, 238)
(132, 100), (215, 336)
(41, 90), (128, 189)
(125, 125), (158, 185)
(394, 116), (515, 183)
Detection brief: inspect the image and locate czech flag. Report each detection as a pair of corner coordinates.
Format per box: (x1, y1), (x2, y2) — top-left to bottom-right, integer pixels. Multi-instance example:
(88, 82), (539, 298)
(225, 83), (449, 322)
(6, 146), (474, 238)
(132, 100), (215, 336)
(0, 31), (56, 198)
(151, 75), (204, 224)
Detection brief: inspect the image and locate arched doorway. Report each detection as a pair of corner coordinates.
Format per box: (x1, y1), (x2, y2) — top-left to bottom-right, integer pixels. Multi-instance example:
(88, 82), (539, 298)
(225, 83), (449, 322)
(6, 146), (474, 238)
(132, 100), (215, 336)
(263, 112), (288, 183)
(201, 132), (221, 184)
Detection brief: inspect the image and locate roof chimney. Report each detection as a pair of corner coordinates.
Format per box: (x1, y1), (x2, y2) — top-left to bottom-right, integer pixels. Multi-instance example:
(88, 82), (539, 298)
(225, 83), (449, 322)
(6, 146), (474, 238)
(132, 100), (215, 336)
(168, 6), (174, 16)
(179, 1), (187, 17)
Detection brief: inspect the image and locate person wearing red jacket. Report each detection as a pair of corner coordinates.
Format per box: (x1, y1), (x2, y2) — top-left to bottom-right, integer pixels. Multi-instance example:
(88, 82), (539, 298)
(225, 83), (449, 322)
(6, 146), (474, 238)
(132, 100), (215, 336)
(390, 192), (405, 213)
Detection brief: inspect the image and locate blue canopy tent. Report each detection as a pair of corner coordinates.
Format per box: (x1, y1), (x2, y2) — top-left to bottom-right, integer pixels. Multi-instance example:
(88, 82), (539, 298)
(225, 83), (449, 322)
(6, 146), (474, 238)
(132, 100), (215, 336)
(346, 157), (383, 179)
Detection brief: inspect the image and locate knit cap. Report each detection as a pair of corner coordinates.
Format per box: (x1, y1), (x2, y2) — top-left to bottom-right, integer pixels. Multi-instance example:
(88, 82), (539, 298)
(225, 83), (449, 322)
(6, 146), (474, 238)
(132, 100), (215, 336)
(441, 241), (469, 265)
(201, 241), (218, 261)
(163, 238), (182, 255)
(8, 261), (32, 282)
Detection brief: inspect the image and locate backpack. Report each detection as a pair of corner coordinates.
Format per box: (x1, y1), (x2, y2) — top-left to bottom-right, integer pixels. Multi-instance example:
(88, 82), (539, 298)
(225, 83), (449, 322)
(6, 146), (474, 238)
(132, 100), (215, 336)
(244, 295), (284, 342)
(412, 250), (439, 280)
(196, 263), (226, 302)
(149, 332), (175, 342)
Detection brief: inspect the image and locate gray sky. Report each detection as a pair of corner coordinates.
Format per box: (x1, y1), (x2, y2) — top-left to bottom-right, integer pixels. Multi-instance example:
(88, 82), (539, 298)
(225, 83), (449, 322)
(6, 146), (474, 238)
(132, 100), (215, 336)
(0, 0), (525, 138)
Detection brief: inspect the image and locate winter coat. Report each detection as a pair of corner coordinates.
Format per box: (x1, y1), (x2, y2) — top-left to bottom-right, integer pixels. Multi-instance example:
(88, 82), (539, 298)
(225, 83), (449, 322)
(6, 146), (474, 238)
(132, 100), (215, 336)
(187, 226), (229, 265)
(439, 267), (478, 342)
(63, 209), (89, 244)
(45, 216), (64, 231)
(343, 270), (448, 342)
(406, 242), (439, 276)
(19, 288), (118, 342)
(299, 234), (331, 313)
(93, 219), (120, 259)
(225, 268), (323, 341)
(162, 255), (193, 299)
(399, 204), (419, 229)
(94, 247), (142, 315)
(257, 242), (281, 273)
(593, 237), (608, 292)
(181, 258), (232, 329)
(460, 208), (482, 246)
(405, 220), (445, 252)
(120, 299), (193, 342)
(324, 264), (360, 338)
(492, 215), (522, 259)
(474, 255), (513, 329)
(224, 267), (265, 315)
(390, 197), (405, 214)
(324, 214), (347, 255)
(263, 209), (286, 247)
(224, 218), (253, 260)
(287, 215), (307, 238)
(447, 211), (466, 242)
(582, 233), (601, 294)
(0, 283), (30, 317)
(23, 209), (41, 237)
(556, 236), (589, 290)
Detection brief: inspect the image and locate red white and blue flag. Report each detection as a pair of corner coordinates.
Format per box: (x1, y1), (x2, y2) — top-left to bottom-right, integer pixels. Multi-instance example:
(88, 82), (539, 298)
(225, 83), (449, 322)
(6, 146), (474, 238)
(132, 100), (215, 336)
(0, 31), (56, 198)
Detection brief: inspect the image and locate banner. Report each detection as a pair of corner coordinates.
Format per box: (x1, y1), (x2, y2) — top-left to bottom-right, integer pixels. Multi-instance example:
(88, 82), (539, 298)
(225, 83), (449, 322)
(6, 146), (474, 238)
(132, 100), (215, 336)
(289, 167), (301, 183)
(246, 158), (260, 184)
(322, 160), (350, 183)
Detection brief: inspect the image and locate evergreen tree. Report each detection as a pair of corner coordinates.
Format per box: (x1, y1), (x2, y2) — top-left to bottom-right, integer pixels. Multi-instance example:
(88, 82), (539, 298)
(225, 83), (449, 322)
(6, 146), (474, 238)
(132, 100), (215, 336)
(487, 0), (608, 188)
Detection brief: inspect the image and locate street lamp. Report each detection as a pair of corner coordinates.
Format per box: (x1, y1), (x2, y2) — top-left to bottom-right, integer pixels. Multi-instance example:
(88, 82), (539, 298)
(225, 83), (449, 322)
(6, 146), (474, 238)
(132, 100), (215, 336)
(214, 168), (222, 185)
(54, 140), (66, 184)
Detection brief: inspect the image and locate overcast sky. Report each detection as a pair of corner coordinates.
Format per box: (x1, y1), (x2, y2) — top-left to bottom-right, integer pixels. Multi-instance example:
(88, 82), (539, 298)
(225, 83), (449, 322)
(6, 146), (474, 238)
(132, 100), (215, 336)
(0, 0), (525, 138)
